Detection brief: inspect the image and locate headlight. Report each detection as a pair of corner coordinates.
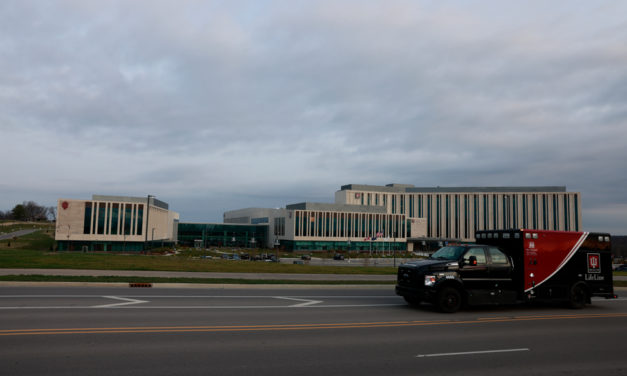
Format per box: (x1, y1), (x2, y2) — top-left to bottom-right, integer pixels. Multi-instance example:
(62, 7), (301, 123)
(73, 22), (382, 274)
(424, 275), (437, 286)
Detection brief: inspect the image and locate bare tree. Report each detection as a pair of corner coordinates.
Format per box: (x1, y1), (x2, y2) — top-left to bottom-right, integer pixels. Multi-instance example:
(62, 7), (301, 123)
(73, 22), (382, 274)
(47, 206), (57, 221)
(22, 201), (47, 221)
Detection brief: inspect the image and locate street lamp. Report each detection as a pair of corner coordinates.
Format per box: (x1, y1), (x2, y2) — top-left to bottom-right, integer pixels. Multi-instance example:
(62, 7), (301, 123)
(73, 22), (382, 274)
(274, 238), (280, 262)
(144, 194), (154, 252)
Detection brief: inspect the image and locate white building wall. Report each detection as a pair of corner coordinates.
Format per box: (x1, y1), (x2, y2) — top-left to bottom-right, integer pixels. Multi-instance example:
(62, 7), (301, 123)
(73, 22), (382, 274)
(55, 198), (179, 243)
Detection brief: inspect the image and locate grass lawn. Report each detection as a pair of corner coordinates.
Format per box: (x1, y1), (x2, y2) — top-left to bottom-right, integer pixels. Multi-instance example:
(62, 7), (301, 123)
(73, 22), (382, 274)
(1, 223), (624, 285)
(0, 226), (397, 275)
(0, 248), (397, 275)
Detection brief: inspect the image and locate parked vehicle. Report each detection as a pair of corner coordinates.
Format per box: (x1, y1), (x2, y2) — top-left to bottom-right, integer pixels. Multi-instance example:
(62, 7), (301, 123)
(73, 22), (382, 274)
(396, 229), (616, 313)
(614, 264), (627, 272)
(333, 253), (345, 260)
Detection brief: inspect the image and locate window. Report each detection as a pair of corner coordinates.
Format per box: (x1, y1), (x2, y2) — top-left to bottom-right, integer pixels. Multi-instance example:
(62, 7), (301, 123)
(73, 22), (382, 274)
(274, 217), (285, 236)
(137, 204), (143, 236)
(488, 247), (509, 264)
(431, 246), (467, 260)
(111, 204), (119, 235)
(97, 203), (106, 235)
(464, 248), (487, 265)
(83, 202), (92, 234)
(124, 204), (132, 235)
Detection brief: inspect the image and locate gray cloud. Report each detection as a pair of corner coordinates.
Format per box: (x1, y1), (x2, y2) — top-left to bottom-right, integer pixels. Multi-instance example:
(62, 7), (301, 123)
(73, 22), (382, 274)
(1, 0), (626, 233)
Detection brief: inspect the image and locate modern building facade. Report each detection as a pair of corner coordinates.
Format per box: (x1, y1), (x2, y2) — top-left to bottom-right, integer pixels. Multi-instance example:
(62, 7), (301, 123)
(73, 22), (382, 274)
(55, 195), (179, 251)
(178, 222), (267, 249)
(224, 184), (581, 251)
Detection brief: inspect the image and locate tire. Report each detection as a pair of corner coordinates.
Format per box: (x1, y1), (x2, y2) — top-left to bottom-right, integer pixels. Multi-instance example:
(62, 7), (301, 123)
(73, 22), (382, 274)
(436, 287), (462, 313)
(403, 296), (421, 306)
(568, 284), (588, 309)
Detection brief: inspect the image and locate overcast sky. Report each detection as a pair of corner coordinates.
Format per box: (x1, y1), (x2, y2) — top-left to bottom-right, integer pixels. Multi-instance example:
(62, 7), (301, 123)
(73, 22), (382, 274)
(1, 1), (626, 233)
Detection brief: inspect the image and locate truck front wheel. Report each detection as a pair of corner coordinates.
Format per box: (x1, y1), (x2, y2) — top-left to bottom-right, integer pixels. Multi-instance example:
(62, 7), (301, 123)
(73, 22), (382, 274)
(403, 296), (421, 306)
(568, 284), (588, 309)
(436, 287), (462, 313)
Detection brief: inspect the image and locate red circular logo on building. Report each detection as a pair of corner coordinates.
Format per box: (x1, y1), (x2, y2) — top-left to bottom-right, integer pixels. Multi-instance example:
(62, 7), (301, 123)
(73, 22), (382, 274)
(62, 201), (69, 210)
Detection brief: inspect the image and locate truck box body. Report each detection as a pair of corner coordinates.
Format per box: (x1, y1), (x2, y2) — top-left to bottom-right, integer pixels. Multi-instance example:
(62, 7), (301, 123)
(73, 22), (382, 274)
(475, 229), (615, 301)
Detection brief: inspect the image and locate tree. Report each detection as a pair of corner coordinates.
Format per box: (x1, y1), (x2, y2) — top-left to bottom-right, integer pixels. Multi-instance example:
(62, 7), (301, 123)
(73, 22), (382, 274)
(11, 204), (26, 221)
(23, 201), (47, 220)
(47, 206), (57, 221)
(6, 201), (53, 221)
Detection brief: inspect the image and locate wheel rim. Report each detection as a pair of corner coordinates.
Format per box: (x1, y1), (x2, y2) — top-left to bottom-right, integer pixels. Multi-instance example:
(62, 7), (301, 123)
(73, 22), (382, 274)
(572, 286), (585, 304)
(444, 292), (459, 310)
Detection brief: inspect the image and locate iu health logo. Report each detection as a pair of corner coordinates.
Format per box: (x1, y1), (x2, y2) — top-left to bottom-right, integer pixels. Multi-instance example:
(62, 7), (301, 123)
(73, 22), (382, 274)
(587, 253), (601, 274)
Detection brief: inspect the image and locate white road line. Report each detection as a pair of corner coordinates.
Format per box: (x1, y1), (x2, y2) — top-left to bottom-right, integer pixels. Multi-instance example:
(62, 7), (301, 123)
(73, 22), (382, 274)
(274, 297), (323, 307)
(92, 296), (149, 308)
(0, 295), (397, 298)
(416, 348), (530, 358)
(0, 303), (404, 310)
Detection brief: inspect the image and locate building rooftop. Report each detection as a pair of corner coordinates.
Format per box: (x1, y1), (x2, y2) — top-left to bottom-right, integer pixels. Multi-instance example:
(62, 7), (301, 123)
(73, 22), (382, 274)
(91, 195), (169, 210)
(286, 202), (387, 214)
(340, 184), (567, 193)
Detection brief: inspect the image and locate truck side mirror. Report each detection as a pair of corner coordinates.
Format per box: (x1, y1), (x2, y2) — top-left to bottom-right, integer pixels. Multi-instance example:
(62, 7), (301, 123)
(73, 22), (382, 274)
(469, 256), (477, 266)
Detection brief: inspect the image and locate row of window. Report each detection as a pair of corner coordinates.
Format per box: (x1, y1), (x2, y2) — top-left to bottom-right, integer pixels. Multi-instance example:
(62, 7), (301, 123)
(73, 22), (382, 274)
(83, 202), (143, 236)
(177, 223), (267, 247)
(293, 211), (406, 239)
(353, 192), (579, 240)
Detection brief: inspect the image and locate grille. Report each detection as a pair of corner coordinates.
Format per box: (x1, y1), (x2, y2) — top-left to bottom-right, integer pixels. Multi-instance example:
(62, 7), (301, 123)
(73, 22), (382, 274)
(397, 267), (416, 286)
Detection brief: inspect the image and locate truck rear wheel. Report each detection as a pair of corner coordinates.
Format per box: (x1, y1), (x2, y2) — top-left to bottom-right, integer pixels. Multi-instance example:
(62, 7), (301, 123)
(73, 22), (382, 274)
(436, 287), (462, 313)
(568, 284), (588, 309)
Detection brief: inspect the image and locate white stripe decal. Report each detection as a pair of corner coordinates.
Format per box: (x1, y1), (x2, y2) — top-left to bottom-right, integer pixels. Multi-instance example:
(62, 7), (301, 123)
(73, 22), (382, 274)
(525, 232), (588, 293)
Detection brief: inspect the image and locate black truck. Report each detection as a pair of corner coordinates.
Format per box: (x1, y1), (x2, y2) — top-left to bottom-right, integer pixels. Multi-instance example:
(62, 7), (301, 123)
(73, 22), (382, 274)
(396, 229), (616, 313)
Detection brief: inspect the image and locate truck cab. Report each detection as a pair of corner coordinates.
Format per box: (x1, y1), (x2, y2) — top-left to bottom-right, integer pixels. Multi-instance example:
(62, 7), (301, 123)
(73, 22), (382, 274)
(396, 244), (517, 313)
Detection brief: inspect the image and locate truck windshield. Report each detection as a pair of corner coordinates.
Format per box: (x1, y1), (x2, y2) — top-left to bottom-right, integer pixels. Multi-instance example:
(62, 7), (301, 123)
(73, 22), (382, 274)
(430, 246), (466, 260)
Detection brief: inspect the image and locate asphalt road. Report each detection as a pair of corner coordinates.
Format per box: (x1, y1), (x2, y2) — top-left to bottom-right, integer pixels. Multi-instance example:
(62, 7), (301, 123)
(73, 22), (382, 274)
(1, 285), (626, 376)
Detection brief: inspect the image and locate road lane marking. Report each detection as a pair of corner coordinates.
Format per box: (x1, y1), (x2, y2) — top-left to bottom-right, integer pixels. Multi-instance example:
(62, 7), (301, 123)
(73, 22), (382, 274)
(1, 313), (626, 336)
(0, 295), (397, 298)
(92, 296), (148, 308)
(0, 295), (400, 309)
(274, 297), (323, 307)
(0, 304), (404, 310)
(416, 348), (529, 358)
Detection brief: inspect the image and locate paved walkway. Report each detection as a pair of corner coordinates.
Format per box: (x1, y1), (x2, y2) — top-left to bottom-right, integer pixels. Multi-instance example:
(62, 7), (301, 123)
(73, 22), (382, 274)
(0, 229), (39, 241)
